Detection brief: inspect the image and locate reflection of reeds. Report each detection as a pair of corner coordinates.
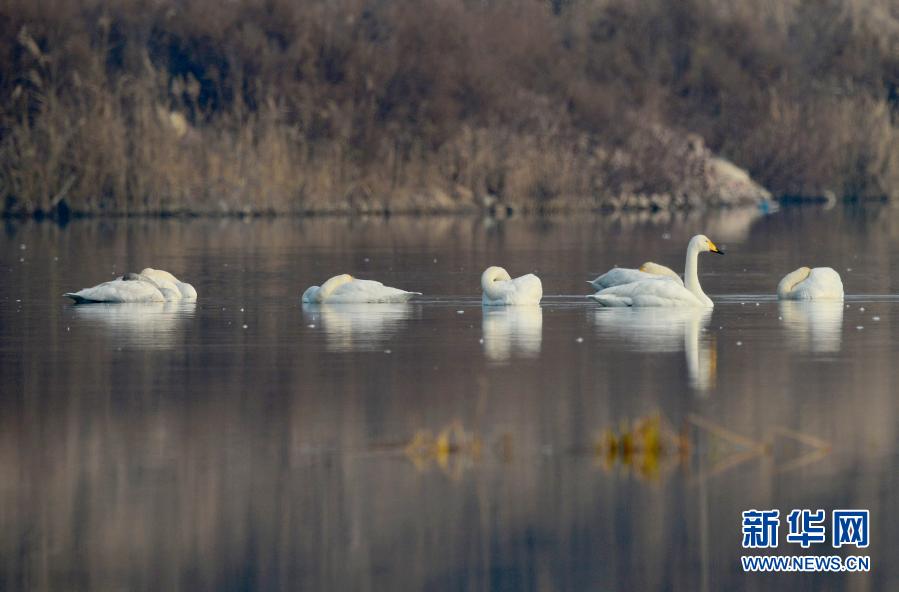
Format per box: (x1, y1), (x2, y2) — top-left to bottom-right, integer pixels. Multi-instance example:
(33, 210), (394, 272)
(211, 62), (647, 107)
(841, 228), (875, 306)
(590, 413), (834, 483)
(687, 414), (762, 452)
(398, 413), (835, 484)
(687, 415), (832, 483)
(770, 426), (832, 473)
(594, 414), (689, 481)
(404, 421), (483, 479)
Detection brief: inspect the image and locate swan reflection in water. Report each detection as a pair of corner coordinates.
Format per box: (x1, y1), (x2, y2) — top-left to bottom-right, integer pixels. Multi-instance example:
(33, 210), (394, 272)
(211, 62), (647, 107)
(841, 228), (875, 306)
(481, 306), (543, 363)
(71, 301), (196, 348)
(778, 301), (844, 353)
(591, 307), (716, 393)
(302, 303), (415, 352)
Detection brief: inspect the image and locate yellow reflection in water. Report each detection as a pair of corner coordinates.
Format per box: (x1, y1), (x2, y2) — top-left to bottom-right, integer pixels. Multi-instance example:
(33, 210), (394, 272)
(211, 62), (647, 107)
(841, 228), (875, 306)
(404, 421), (484, 479)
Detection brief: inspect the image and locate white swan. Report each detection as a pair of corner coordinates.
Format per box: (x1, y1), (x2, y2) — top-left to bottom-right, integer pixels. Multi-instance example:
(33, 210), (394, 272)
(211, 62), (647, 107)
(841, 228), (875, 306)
(139, 268), (198, 300)
(589, 261), (683, 290)
(481, 266), (543, 306)
(588, 235), (724, 307)
(65, 269), (197, 303)
(776, 267), (843, 300)
(302, 274), (420, 303)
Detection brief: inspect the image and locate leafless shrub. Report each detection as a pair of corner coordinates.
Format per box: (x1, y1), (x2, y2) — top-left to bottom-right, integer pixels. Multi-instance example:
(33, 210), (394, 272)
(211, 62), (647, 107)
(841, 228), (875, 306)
(0, 0), (895, 215)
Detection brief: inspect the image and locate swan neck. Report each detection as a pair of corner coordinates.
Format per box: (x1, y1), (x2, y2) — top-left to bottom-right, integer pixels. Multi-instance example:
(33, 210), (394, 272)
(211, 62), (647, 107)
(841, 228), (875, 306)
(684, 242), (710, 305)
(481, 268), (509, 301)
(319, 275), (352, 300)
(482, 276), (500, 301)
(777, 267), (811, 298)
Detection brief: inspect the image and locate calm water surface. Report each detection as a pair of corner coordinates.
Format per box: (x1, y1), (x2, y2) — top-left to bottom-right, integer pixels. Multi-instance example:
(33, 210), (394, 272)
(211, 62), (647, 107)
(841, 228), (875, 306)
(1, 207), (898, 591)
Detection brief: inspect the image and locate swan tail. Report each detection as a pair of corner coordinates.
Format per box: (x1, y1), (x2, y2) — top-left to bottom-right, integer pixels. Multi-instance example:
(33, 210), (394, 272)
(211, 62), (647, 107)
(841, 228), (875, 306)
(64, 292), (92, 304)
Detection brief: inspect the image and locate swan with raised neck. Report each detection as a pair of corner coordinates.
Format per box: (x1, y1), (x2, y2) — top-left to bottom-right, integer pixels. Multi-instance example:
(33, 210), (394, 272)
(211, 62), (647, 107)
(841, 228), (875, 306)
(683, 234), (724, 307)
(588, 234), (723, 307)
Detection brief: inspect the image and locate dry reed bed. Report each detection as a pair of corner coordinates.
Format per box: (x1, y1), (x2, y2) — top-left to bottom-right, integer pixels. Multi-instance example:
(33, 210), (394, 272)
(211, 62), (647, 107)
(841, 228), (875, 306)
(0, 0), (896, 216)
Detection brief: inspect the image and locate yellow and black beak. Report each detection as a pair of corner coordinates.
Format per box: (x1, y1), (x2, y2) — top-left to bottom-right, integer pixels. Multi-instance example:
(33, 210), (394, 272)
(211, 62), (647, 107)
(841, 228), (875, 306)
(709, 241), (725, 255)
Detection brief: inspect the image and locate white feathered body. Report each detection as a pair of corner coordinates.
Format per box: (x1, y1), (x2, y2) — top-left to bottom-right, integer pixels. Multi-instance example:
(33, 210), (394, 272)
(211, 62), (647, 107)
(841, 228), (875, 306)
(589, 276), (707, 307)
(589, 262), (683, 291)
(302, 275), (420, 303)
(777, 267), (844, 300)
(65, 268), (197, 303)
(481, 268), (543, 306)
(588, 235), (722, 308)
(65, 278), (166, 303)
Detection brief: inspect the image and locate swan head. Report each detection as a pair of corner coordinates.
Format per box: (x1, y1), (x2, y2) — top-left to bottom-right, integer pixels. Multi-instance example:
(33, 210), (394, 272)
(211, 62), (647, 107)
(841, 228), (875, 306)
(302, 286), (321, 303)
(316, 274), (355, 301)
(178, 282), (198, 300)
(481, 266), (512, 291)
(121, 272), (146, 281)
(690, 234), (725, 255)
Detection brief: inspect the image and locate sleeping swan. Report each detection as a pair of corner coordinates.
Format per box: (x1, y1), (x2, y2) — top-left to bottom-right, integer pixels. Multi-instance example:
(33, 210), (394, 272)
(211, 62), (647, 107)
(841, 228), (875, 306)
(588, 235), (724, 307)
(65, 268), (197, 303)
(481, 266), (543, 306)
(777, 267), (843, 300)
(589, 261), (683, 290)
(302, 274), (420, 303)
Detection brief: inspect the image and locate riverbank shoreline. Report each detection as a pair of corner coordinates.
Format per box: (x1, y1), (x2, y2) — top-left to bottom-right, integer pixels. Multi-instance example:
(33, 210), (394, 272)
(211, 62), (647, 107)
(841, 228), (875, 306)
(10, 199), (894, 232)
(3, 0), (895, 221)
(3, 199), (775, 223)
(1, 126), (775, 219)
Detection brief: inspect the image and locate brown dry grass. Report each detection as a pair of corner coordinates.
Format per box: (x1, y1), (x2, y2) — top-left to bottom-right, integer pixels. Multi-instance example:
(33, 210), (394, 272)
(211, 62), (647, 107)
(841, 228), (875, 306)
(0, 0), (896, 216)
